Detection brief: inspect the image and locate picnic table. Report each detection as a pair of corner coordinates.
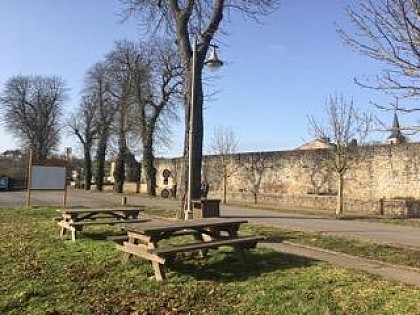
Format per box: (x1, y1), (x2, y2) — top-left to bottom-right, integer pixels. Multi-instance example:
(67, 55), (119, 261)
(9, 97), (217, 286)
(57, 207), (149, 241)
(118, 217), (264, 281)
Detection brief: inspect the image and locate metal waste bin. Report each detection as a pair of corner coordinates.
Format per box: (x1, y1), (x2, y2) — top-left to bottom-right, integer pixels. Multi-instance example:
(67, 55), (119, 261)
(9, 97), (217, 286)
(192, 199), (220, 218)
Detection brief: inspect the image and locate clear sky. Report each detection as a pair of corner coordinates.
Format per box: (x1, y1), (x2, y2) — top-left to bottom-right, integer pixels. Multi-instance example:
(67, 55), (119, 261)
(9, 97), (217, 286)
(0, 0), (418, 158)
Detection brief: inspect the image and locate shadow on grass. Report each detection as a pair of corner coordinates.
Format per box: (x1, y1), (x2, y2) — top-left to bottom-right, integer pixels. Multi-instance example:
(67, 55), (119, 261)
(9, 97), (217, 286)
(80, 230), (126, 241)
(168, 250), (318, 282)
(259, 236), (287, 244)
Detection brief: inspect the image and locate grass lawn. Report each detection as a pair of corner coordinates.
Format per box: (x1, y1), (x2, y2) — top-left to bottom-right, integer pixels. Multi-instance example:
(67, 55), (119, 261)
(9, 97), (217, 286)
(243, 224), (420, 270)
(1, 207), (420, 314)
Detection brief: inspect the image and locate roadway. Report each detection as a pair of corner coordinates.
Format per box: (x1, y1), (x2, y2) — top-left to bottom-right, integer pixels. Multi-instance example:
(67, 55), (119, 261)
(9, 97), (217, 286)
(1, 189), (420, 249)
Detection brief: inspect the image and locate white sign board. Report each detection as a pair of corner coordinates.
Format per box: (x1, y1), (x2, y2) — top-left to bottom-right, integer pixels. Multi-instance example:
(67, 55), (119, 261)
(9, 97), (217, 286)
(31, 166), (66, 190)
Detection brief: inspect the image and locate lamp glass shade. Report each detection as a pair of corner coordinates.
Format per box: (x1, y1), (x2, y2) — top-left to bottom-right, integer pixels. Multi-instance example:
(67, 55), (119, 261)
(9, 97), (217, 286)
(205, 47), (223, 71)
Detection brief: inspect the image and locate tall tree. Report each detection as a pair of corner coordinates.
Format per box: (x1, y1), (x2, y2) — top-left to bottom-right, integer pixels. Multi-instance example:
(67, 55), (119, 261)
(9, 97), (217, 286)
(83, 62), (116, 191)
(339, 0), (420, 112)
(106, 41), (138, 193)
(0, 75), (66, 162)
(308, 95), (375, 216)
(132, 41), (182, 196)
(122, 0), (279, 208)
(67, 96), (98, 190)
(209, 126), (238, 204)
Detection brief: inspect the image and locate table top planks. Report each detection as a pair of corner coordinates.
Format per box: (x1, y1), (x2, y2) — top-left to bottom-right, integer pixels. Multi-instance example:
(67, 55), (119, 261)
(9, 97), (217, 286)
(58, 207), (144, 214)
(123, 217), (248, 234)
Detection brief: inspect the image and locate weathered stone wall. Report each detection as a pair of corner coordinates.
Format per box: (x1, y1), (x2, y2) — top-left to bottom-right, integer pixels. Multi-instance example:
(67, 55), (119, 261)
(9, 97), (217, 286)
(174, 143), (420, 200)
(153, 143), (420, 216)
(344, 144), (420, 200)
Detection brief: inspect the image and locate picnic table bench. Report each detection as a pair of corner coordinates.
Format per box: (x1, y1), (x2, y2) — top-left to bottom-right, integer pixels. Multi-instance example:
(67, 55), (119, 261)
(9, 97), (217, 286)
(57, 207), (149, 241)
(117, 217), (265, 281)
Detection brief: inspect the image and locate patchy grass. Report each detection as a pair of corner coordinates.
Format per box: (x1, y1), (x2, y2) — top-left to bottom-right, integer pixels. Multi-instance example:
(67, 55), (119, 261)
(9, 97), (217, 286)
(355, 217), (420, 228)
(1, 207), (420, 314)
(244, 223), (420, 269)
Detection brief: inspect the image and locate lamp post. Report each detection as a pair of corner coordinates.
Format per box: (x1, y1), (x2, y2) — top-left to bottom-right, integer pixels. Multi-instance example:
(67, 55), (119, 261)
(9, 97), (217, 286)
(185, 39), (223, 220)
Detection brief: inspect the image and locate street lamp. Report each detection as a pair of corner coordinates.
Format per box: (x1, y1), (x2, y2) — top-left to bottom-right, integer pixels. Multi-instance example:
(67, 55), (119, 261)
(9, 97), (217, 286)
(185, 40), (223, 220)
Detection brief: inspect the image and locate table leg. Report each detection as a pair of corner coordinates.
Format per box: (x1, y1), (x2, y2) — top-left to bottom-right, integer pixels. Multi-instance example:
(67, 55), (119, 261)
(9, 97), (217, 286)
(227, 225), (245, 262)
(123, 233), (135, 264)
(193, 232), (208, 257)
(71, 227), (76, 241)
(148, 241), (165, 281)
(152, 261), (165, 281)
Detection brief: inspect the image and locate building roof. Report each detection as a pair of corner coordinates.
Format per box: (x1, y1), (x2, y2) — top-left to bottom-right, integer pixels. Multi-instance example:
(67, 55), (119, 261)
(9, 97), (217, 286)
(388, 113), (402, 139)
(296, 138), (334, 150)
(387, 113), (408, 143)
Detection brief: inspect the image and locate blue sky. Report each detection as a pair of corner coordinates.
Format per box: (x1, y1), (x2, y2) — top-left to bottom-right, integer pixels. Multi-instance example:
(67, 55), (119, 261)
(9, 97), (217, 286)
(0, 0), (417, 158)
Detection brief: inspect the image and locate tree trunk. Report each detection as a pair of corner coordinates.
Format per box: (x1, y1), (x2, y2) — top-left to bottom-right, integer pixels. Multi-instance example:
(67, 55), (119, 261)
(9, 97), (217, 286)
(181, 62), (205, 211)
(114, 102), (127, 194)
(113, 153), (125, 194)
(222, 174), (227, 204)
(95, 134), (108, 191)
(114, 131), (127, 194)
(83, 146), (92, 191)
(336, 173), (344, 216)
(253, 190), (258, 204)
(143, 133), (156, 196)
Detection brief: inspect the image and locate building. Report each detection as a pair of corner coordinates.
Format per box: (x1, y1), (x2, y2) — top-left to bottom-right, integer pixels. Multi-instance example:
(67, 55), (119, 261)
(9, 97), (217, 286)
(387, 113), (407, 144)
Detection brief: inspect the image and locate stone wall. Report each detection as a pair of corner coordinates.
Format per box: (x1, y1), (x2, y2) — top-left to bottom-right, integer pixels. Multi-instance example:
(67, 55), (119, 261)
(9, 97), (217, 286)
(154, 143), (420, 216)
(210, 192), (419, 217)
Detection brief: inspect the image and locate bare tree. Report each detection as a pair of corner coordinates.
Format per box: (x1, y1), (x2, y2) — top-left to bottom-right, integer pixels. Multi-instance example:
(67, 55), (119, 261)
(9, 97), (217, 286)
(338, 0), (420, 111)
(243, 152), (273, 204)
(209, 126), (238, 204)
(0, 75), (66, 162)
(67, 96), (98, 190)
(83, 62), (116, 191)
(106, 41), (138, 193)
(131, 41), (183, 196)
(121, 0), (279, 207)
(308, 95), (375, 216)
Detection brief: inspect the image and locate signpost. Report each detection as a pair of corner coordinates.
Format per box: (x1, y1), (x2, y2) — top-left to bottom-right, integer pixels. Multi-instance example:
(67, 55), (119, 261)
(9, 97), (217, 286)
(26, 150), (68, 208)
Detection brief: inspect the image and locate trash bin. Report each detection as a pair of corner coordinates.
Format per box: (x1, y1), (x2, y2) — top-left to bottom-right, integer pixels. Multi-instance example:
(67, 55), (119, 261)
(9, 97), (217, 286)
(192, 199), (220, 218)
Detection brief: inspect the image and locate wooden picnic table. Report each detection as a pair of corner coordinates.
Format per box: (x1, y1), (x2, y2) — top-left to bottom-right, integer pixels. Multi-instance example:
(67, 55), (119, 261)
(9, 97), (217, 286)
(118, 217), (264, 281)
(57, 207), (149, 241)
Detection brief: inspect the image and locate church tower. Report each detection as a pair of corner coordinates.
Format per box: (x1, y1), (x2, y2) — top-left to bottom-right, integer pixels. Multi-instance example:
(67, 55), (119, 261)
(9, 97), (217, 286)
(387, 113), (407, 144)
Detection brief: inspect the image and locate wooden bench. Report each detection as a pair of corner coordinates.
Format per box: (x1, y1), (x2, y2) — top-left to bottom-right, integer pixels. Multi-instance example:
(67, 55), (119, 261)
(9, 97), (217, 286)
(59, 218), (150, 241)
(107, 235), (129, 245)
(70, 219), (148, 226)
(118, 218), (264, 281)
(55, 216), (123, 223)
(120, 235), (265, 280)
(153, 235), (264, 257)
(57, 207), (147, 241)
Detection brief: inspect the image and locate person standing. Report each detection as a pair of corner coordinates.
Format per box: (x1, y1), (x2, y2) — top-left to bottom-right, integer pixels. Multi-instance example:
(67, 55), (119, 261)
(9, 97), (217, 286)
(200, 179), (209, 198)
